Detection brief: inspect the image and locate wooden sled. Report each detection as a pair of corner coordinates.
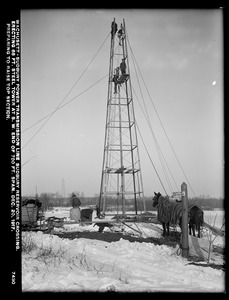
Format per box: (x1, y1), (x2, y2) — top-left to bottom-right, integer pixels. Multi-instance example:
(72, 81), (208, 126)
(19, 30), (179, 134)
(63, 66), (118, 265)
(203, 221), (225, 237)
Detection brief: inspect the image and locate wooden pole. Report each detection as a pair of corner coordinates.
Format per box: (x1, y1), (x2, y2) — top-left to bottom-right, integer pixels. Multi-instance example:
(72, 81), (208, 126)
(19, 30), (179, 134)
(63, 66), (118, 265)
(181, 182), (189, 258)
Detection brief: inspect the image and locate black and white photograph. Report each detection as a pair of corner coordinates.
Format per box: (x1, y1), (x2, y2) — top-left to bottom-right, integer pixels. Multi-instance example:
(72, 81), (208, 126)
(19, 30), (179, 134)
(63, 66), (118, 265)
(4, 8), (225, 293)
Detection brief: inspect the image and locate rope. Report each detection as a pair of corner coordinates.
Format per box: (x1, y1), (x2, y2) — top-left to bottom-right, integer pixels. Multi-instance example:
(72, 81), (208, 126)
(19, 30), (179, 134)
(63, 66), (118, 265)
(22, 73), (108, 133)
(127, 36), (196, 197)
(22, 74), (108, 149)
(128, 41), (176, 193)
(132, 86), (177, 194)
(128, 52), (173, 194)
(22, 32), (110, 149)
(21, 155), (38, 167)
(136, 122), (168, 195)
(176, 245), (182, 256)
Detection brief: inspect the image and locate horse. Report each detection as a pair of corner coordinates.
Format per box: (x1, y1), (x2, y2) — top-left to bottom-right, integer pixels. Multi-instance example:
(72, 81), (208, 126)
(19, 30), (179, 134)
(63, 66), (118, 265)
(188, 205), (204, 238)
(152, 192), (204, 238)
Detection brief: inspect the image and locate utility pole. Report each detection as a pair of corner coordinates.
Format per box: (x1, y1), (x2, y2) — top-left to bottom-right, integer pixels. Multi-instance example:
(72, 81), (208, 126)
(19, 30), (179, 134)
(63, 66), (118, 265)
(61, 178), (65, 198)
(98, 19), (145, 217)
(35, 185), (38, 198)
(181, 182), (189, 258)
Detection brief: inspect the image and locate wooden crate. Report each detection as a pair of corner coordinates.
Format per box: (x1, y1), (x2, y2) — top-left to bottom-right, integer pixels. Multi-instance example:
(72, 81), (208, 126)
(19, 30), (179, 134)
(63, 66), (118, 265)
(22, 204), (38, 225)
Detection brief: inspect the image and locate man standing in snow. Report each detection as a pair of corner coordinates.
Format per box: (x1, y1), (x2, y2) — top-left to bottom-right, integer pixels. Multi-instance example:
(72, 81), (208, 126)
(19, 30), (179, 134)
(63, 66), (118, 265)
(71, 193), (81, 207)
(70, 193), (81, 221)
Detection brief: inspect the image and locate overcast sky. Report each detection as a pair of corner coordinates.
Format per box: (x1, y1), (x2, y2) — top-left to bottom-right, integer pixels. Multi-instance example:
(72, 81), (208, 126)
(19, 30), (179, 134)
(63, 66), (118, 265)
(21, 9), (223, 198)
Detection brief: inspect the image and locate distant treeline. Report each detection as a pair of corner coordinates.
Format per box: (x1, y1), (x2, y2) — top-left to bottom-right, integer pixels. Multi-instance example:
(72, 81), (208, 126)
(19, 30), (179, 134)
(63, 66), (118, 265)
(22, 194), (224, 212)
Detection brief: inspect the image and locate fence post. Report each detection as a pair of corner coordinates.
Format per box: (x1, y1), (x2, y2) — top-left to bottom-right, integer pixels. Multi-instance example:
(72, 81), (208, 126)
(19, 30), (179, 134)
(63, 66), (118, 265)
(181, 182), (189, 258)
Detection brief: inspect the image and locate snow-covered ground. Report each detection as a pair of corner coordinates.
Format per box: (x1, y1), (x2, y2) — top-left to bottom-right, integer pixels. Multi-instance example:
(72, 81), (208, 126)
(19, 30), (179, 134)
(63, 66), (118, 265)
(22, 208), (225, 292)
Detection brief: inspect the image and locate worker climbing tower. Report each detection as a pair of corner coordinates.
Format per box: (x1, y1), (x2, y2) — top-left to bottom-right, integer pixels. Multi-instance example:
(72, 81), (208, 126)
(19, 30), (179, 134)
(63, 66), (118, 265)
(98, 19), (145, 217)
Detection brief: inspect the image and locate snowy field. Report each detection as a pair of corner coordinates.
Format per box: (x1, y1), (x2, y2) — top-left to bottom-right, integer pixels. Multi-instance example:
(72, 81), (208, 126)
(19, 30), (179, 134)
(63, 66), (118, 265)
(22, 208), (225, 293)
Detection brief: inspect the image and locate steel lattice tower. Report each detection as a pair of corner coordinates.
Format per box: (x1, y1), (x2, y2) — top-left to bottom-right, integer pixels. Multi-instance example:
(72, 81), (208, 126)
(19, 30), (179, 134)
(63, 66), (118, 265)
(98, 19), (145, 216)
